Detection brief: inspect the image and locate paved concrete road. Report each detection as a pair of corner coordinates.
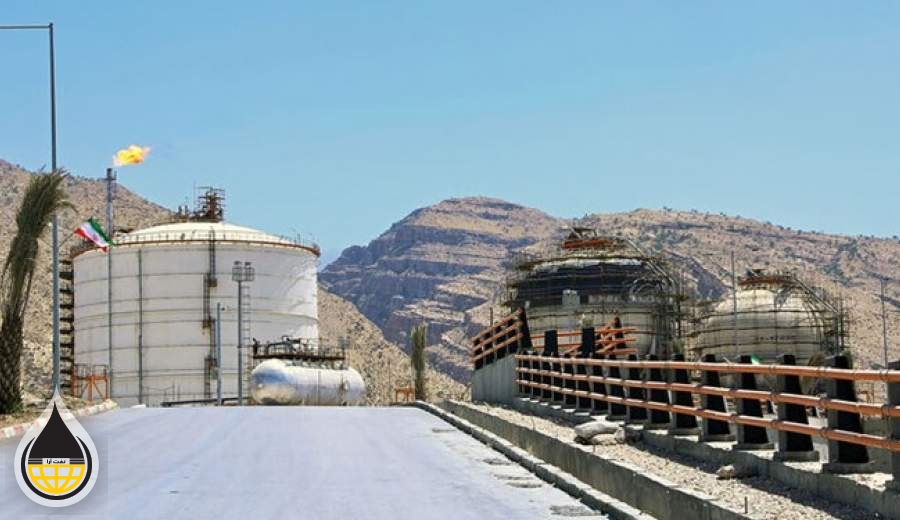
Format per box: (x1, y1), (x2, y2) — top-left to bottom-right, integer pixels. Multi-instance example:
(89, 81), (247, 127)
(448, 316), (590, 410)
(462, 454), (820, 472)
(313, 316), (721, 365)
(1, 406), (605, 519)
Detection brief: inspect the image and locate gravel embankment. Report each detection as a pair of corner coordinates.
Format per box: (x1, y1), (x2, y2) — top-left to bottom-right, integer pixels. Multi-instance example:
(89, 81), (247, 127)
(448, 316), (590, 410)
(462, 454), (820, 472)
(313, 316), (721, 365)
(463, 401), (876, 520)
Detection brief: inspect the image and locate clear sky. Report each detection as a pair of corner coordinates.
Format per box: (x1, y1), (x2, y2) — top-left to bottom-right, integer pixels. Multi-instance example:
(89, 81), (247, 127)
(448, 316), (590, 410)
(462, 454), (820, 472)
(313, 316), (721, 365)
(2, 2), (898, 264)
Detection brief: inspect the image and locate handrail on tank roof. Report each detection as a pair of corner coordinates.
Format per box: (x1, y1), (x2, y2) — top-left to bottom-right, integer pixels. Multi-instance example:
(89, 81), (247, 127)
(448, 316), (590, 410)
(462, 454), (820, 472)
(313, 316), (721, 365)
(73, 228), (321, 257)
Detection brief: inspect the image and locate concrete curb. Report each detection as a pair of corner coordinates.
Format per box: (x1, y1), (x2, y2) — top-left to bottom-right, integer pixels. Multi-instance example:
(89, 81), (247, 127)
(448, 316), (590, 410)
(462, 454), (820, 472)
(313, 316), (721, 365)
(0, 400), (118, 441)
(627, 421), (900, 519)
(433, 400), (749, 520)
(416, 401), (655, 520)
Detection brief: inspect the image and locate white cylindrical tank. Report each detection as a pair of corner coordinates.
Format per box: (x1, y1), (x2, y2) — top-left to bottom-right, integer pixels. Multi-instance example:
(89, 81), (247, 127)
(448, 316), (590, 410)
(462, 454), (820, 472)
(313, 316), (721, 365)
(249, 359), (366, 406)
(73, 221), (320, 406)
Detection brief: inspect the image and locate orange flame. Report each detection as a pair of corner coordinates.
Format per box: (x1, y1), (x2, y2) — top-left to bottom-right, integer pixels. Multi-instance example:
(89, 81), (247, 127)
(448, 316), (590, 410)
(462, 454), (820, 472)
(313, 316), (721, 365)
(112, 145), (151, 167)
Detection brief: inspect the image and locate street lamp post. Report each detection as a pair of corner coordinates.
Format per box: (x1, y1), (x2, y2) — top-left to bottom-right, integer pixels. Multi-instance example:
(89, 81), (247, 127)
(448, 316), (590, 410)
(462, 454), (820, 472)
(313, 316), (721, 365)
(106, 167), (116, 396)
(882, 278), (890, 367)
(216, 302), (223, 406)
(232, 261), (254, 405)
(0, 23), (60, 391)
(730, 250), (737, 351)
(695, 247), (761, 353)
(695, 249), (740, 350)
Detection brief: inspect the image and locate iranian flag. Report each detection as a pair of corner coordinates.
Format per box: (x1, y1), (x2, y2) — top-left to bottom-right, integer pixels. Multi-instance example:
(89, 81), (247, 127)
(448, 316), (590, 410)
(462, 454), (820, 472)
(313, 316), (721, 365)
(75, 218), (113, 252)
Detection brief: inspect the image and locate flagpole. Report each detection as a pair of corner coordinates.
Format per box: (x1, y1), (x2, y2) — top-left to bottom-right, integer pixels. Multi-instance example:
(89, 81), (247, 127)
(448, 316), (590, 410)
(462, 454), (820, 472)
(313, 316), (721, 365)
(106, 167), (116, 397)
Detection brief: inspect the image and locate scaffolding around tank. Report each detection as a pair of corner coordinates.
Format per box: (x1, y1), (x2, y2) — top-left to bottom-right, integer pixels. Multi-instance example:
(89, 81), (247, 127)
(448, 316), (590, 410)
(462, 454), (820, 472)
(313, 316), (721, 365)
(504, 228), (686, 360)
(689, 269), (849, 365)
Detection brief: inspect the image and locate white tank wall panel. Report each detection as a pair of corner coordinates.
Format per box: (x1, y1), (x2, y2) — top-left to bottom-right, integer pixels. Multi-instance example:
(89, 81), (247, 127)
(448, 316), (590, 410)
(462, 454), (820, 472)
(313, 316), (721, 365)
(73, 221), (320, 407)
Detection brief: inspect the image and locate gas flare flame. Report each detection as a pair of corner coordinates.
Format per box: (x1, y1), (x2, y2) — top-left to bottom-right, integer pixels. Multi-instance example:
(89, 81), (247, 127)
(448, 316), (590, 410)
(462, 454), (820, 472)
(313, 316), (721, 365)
(112, 145), (151, 167)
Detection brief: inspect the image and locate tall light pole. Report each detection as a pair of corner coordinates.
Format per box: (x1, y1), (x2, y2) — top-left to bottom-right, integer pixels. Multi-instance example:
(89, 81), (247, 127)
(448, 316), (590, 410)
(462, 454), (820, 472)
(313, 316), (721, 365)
(730, 250), (737, 351)
(106, 167), (116, 396)
(232, 261), (254, 405)
(0, 23), (60, 391)
(882, 278), (890, 366)
(696, 249), (740, 350)
(216, 302), (223, 406)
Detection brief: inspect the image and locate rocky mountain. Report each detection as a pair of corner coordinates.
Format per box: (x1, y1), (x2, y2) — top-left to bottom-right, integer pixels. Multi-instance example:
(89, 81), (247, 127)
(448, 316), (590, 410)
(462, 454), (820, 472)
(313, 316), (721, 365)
(322, 200), (900, 381)
(320, 197), (565, 380)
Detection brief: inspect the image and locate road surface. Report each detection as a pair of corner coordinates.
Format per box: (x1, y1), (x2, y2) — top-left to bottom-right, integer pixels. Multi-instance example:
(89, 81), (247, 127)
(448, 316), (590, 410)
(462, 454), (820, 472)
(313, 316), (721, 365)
(1, 406), (605, 519)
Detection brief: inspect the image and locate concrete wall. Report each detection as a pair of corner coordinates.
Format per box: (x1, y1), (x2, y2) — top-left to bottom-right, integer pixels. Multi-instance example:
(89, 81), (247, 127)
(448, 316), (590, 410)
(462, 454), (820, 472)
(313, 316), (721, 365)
(472, 356), (518, 404)
(439, 400), (747, 520)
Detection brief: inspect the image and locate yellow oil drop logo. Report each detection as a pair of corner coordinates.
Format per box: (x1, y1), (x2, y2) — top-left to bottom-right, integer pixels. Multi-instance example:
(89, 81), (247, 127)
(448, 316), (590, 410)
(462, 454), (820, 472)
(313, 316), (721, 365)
(14, 390), (99, 507)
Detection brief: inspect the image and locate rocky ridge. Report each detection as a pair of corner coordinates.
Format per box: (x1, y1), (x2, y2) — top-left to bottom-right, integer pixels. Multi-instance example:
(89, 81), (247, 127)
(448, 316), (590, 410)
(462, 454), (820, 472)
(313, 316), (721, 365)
(322, 200), (900, 381)
(320, 197), (564, 379)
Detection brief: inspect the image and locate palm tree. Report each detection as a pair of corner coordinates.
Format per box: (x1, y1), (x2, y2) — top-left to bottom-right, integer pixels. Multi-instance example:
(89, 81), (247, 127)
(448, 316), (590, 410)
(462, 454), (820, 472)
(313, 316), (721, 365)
(410, 324), (428, 402)
(0, 171), (69, 414)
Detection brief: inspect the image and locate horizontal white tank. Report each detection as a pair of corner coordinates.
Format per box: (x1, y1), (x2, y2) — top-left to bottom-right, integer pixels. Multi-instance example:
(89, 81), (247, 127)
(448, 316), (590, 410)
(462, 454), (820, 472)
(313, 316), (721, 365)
(74, 221), (320, 406)
(250, 359), (366, 405)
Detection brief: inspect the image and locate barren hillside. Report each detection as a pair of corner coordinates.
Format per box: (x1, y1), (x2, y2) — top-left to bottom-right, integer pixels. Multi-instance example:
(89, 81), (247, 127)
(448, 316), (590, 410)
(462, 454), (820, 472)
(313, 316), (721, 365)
(318, 287), (466, 404)
(321, 197), (565, 380)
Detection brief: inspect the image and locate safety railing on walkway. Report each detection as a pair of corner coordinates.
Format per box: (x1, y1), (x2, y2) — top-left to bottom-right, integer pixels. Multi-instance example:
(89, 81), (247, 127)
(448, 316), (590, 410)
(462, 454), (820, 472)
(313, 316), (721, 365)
(471, 309), (530, 369)
(472, 313), (641, 369)
(514, 328), (900, 476)
(528, 318), (639, 356)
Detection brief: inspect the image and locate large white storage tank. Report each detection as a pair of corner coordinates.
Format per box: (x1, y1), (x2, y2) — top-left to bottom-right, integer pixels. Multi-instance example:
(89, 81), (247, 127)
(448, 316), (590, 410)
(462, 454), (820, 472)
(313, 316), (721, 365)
(73, 216), (320, 406)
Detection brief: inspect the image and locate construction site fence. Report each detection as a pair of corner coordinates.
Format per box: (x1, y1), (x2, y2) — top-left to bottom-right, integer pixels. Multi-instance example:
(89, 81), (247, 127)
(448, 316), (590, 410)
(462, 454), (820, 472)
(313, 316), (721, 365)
(513, 342), (900, 478)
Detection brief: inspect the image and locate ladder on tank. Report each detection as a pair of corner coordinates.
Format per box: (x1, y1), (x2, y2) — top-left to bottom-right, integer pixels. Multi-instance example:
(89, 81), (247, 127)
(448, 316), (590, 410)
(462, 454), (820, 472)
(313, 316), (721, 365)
(202, 230), (218, 399)
(59, 258), (75, 394)
(239, 284), (252, 398)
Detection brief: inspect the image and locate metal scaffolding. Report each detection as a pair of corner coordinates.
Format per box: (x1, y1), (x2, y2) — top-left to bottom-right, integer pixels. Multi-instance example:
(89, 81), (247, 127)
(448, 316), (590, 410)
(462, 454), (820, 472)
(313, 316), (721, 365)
(504, 229), (686, 360)
(689, 270), (849, 364)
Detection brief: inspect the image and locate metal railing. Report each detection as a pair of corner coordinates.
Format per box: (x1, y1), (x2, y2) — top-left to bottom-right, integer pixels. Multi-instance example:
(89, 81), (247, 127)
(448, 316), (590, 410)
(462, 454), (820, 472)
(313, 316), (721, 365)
(514, 335), (900, 468)
(471, 309), (529, 368)
(112, 228), (320, 254)
(471, 312), (640, 368)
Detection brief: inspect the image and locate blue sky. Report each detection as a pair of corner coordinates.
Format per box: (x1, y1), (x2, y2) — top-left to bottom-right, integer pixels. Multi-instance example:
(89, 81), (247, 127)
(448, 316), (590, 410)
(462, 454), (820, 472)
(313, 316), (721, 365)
(2, 2), (898, 264)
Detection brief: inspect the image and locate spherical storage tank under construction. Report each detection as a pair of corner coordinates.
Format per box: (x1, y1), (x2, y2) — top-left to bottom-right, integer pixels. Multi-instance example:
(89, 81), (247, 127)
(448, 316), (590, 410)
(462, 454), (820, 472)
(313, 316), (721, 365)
(73, 216), (320, 407)
(693, 271), (844, 365)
